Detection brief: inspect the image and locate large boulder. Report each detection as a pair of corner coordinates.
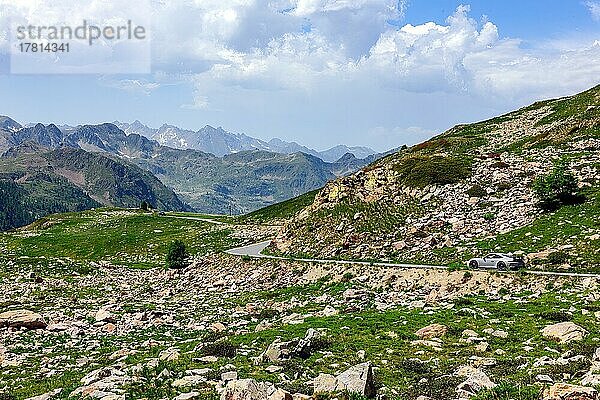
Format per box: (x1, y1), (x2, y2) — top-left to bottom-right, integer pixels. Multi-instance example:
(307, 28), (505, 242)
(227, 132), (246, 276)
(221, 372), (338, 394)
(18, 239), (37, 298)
(313, 362), (375, 397)
(293, 328), (323, 358)
(69, 367), (129, 398)
(337, 362), (376, 397)
(0, 310), (47, 330)
(261, 339), (296, 363)
(158, 347), (180, 362)
(542, 383), (597, 400)
(261, 329), (324, 363)
(313, 374), (338, 393)
(220, 379), (291, 400)
(95, 306), (117, 323)
(541, 322), (587, 344)
(455, 366), (496, 399)
(415, 324), (448, 340)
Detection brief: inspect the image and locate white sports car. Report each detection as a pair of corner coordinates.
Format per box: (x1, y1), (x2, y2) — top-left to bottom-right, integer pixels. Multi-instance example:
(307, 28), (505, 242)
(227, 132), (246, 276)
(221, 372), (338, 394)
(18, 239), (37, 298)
(467, 253), (525, 271)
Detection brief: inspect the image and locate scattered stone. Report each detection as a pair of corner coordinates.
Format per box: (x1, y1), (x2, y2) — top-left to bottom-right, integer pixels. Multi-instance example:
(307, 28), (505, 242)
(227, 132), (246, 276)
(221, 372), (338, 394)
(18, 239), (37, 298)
(222, 371), (238, 382)
(198, 356), (219, 363)
(172, 376), (206, 388)
(159, 347), (180, 362)
(24, 388), (63, 400)
(95, 306), (117, 324)
(456, 366), (496, 399)
(542, 383), (597, 400)
(536, 375), (553, 384)
(415, 324), (448, 340)
(220, 378), (280, 400)
(541, 322), (587, 344)
(211, 322), (227, 332)
(174, 393), (201, 400)
(0, 310), (47, 330)
(313, 362), (375, 397)
(475, 342), (489, 352)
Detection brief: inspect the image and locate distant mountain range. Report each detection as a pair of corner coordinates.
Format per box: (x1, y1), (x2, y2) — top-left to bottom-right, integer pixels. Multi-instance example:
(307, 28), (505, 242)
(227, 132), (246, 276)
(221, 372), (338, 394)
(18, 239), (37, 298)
(0, 117), (388, 227)
(115, 120), (377, 162)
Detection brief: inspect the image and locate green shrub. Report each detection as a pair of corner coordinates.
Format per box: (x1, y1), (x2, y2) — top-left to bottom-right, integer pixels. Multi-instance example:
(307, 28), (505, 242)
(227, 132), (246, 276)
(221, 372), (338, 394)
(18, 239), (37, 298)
(140, 200), (149, 211)
(483, 212), (495, 221)
(533, 160), (583, 211)
(537, 310), (571, 322)
(199, 340), (237, 358)
(492, 161), (510, 169)
(394, 156), (472, 187)
(546, 357), (590, 379)
(165, 239), (189, 269)
(496, 182), (512, 191)
(403, 375), (463, 400)
(547, 250), (569, 265)
(448, 262), (467, 271)
(341, 272), (354, 282)
(466, 184), (487, 198)
(257, 308), (279, 320)
(454, 297), (475, 306)
(399, 359), (432, 375)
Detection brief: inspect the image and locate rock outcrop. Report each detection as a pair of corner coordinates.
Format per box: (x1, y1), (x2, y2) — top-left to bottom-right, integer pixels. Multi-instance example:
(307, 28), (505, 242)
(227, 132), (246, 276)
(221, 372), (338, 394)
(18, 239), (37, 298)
(541, 322), (587, 344)
(313, 362), (375, 397)
(0, 310), (47, 330)
(542, 383), (598, 400)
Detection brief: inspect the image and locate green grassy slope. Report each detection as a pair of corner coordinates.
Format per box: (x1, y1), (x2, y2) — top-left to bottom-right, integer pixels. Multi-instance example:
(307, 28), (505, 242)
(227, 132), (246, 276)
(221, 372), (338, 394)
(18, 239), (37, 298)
(0, 209), (241, 269)
(235, 189), (320, 224)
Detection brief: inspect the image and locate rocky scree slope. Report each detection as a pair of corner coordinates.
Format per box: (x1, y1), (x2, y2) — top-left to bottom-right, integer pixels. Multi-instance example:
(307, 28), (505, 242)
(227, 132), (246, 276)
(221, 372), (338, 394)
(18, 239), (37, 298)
(4, 243), (600, 400)
(272, 85), (600, 270)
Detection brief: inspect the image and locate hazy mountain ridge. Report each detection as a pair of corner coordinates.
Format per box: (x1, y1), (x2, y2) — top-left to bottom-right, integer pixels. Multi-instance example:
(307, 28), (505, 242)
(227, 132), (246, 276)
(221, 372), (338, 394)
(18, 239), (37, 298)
(114, 120), (377, 161)
(0, 120), (381, 215)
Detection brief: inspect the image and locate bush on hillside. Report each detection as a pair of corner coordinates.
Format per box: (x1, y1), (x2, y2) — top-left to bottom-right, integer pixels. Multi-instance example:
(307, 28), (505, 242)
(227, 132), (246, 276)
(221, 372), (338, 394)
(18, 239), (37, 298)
(533, 160), (583, 211)
(165, 239), (189, 269)
(466, 184), (487, 198)
(394, 156), (472, 187)
(199, 340), (237, 358)
(547, 250), (569, 265)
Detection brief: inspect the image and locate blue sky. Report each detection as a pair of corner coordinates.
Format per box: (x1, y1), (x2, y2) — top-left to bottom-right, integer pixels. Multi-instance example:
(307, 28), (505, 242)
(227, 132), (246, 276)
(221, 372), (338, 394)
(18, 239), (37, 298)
(0, 0), (599, 151)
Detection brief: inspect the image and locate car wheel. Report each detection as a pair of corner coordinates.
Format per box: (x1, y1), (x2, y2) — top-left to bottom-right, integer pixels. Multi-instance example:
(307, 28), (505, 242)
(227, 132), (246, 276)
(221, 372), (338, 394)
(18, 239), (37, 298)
(469, 260), (478, 269)
(497, 261), (507, 271)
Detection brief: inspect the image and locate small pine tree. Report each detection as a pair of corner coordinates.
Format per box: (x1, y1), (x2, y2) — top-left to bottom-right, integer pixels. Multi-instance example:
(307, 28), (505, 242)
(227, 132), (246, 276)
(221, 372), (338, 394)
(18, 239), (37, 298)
(140, 200), (149, 211)
(165, 240), (188, 269)
(533, 160), (582, 211)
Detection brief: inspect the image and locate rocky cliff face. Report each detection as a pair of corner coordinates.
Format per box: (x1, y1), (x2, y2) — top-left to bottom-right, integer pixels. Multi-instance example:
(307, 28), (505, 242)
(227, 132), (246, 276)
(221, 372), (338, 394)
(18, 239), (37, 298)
(273, 86), (600, 266)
